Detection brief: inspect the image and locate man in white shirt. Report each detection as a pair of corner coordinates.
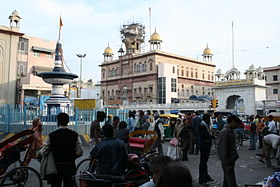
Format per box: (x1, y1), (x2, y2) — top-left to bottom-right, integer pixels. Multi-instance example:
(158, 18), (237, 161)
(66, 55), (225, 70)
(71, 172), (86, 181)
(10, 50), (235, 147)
(153, 113), (164, 154)
(259, 134), (280, 168)
(268, 115), (277, 134)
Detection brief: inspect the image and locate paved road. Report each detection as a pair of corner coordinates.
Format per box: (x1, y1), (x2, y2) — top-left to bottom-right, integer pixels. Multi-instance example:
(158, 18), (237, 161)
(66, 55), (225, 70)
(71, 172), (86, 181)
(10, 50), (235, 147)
(27, 140), (276, 187)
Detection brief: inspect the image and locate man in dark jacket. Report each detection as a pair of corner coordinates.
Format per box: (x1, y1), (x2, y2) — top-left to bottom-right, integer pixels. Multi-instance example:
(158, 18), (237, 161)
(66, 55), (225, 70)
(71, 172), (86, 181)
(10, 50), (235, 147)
(42, 113), (83, 187)
(217, 115), (241, 187)
(90, 124), (128, 175)
(199, 114), (214, 185)
(191, 111), (202, 155)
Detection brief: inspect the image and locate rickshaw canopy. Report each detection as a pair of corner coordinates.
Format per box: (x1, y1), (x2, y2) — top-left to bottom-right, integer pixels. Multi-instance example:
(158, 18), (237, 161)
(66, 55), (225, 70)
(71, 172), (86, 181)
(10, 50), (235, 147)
(159, 114), (179, 118)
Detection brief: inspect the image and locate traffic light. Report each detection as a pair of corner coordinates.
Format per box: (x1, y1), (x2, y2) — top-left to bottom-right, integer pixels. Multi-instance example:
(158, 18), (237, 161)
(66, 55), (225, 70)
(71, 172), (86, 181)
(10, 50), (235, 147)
(211, 99), (218, 108)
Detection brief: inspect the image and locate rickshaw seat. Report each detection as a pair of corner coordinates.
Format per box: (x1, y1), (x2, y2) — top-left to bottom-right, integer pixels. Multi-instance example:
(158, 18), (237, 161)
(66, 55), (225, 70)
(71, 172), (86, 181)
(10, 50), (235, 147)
(128, 137), (149, 149)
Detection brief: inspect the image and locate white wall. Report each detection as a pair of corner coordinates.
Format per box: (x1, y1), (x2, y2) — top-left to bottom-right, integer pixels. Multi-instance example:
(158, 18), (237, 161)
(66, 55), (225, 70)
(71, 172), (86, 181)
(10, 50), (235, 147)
(158, 62), (178, 103)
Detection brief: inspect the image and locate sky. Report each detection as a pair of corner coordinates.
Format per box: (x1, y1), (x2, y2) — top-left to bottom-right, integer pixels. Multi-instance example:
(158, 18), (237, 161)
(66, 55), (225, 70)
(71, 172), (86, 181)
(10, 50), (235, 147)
(1, 0), (280, 82)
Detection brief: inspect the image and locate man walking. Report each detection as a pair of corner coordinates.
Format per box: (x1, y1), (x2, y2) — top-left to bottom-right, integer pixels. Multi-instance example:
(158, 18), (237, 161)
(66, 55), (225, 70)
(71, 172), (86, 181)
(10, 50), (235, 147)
(191, 111), (202, 155)
(199, 114), (214, 185)
(42, 113), (83, 187)
(217, 115), (241, 187)
(153, 113), (164, 154)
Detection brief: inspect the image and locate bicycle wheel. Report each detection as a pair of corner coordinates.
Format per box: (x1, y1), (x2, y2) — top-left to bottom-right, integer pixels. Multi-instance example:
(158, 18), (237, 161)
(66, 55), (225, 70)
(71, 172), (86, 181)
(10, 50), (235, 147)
(0, 166), (42, 187)
(76, 158), (96, 175)
(75, 158), (96, 187)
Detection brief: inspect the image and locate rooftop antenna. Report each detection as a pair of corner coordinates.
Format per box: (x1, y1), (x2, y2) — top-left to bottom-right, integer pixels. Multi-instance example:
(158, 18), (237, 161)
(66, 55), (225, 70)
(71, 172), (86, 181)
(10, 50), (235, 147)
(232, 21), (235, 68)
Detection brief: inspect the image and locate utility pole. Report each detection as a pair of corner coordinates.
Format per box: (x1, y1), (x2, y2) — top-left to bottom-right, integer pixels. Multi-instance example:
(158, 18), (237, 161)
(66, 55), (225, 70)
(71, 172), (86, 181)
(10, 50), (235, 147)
(76, 54), (86, 98)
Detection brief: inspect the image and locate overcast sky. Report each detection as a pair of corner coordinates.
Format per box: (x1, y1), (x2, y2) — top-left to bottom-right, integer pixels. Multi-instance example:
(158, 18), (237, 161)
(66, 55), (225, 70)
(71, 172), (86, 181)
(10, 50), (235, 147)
(1, 0), (279, 82)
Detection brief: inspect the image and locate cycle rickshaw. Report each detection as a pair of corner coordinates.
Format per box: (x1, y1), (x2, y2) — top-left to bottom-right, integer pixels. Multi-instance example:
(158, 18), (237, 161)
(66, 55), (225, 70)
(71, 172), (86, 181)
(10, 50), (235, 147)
(74, 130), (158, 186)
(0, 129), (42, 187)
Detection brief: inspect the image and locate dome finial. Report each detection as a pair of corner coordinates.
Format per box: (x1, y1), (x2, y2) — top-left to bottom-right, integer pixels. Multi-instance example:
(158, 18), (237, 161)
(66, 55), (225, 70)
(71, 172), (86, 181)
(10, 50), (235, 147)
(203, 44), (213, 55)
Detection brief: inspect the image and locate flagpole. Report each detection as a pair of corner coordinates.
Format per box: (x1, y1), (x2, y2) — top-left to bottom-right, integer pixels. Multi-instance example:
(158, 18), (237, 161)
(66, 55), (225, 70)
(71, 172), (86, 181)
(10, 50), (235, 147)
(232, 21), (234, 68)
(149, 7), (151, 38)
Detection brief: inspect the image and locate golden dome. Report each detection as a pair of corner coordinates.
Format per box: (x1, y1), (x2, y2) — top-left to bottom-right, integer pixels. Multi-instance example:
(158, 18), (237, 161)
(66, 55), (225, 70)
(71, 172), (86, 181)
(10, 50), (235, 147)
(104, 46), (113, 54)
(150, 31), (161, 41)
(203, 45), (213, 55)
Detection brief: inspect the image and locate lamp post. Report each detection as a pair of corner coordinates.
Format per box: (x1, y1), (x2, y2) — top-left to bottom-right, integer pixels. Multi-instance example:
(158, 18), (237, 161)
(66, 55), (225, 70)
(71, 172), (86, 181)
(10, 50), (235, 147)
(76, 54), (86, 98)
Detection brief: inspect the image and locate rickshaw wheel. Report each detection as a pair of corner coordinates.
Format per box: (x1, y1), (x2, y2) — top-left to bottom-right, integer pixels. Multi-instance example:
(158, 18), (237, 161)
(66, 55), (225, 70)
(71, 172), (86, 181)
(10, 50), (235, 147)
(0, 166), (42, 187)
(75, 158), (97, 187)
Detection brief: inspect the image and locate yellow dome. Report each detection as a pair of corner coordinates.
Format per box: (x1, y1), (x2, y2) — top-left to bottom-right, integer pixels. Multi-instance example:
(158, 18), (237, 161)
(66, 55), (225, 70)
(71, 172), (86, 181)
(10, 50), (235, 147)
(150, 32), (161, 41)
(203, 46), (213, 55)
(104, 46), (113, 54)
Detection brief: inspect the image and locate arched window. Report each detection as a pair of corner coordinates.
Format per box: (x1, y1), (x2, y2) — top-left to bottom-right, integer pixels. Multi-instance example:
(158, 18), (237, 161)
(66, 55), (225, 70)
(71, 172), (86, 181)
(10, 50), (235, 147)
(191, 68), (193, 78)
(134, 64), (137, 73)
(173, 66), (175, 74)
(116, 67), (119, 76)
(143, 62), (147, 72)
(102, 69), (105, 79)
(150, 62), (153, 71)
(108, 68), (111, 77)
(181, 70), (184, 76)
(186, 68), (189, 77)
(139, 62), (142, 73)
(112, 68), (115, 76)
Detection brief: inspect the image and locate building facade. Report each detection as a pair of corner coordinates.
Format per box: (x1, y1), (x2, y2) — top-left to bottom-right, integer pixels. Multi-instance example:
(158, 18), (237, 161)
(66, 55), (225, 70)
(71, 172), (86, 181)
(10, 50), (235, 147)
(100, 23), (215, 106)
(17, 35), (56, 105)
(264, 65), (280, 101)
(0, 10), (23, 104)
(0, 10), (69, 105)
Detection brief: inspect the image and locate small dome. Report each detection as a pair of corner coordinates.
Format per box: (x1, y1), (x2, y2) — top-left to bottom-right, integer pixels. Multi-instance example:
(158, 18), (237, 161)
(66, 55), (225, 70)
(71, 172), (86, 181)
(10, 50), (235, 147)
(150, 31), (161, 41)
(256, 66), (263, 72)
(12, 10), (19, 16)
(103, 46), (113, 54)
(249, 64), (255, 71)
(203, 45), (213, 55)
(216, 68), (223, 74)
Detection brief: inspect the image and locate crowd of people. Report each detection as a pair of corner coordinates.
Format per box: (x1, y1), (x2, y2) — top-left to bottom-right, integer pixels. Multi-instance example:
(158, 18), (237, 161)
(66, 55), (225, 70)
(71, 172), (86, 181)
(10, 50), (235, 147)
(16, 110), (280, 187)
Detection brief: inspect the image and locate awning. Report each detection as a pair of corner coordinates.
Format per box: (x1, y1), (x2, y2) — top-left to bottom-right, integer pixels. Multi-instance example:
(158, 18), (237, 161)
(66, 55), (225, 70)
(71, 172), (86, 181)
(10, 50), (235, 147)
(33, 66), (53, 75)
(32, 46), (54, 54)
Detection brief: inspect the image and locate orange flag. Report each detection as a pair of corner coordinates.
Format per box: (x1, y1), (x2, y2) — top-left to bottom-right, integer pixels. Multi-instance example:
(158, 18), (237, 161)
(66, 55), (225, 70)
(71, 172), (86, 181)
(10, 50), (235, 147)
(59, 16), (63, 30)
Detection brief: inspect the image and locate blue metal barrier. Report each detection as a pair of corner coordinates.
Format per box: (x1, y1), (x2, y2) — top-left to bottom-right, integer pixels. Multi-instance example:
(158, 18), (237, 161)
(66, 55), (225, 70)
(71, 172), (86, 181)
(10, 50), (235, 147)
(0, 104), (129, 135)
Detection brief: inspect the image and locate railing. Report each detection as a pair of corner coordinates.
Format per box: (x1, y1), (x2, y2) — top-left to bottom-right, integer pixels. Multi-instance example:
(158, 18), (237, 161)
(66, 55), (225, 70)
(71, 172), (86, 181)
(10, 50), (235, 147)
(0, 104), (129, 135)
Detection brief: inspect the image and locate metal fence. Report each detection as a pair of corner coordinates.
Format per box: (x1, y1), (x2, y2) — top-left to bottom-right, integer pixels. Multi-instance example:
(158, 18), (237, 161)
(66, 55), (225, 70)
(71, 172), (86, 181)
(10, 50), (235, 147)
(0, 104), (129, 135)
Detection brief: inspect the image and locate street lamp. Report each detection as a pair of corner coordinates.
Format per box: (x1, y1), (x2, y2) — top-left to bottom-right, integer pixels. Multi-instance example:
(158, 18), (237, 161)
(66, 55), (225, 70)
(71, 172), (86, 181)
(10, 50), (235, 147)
(76, 53), (86, 98)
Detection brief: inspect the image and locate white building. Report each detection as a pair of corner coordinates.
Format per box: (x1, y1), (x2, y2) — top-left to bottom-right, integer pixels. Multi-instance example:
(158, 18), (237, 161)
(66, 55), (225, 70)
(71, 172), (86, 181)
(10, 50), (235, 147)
(214, 65), (267, 115)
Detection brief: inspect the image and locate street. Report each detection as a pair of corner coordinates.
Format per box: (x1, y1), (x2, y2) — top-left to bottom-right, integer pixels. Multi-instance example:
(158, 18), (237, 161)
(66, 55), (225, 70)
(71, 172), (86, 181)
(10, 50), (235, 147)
(27, 139), (276, 187)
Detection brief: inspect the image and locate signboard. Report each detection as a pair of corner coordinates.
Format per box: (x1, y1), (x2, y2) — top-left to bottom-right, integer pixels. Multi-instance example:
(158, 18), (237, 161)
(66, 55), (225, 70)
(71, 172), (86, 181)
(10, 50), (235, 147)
(215, 79), (254, 87)
(74, 99), (96, 109)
